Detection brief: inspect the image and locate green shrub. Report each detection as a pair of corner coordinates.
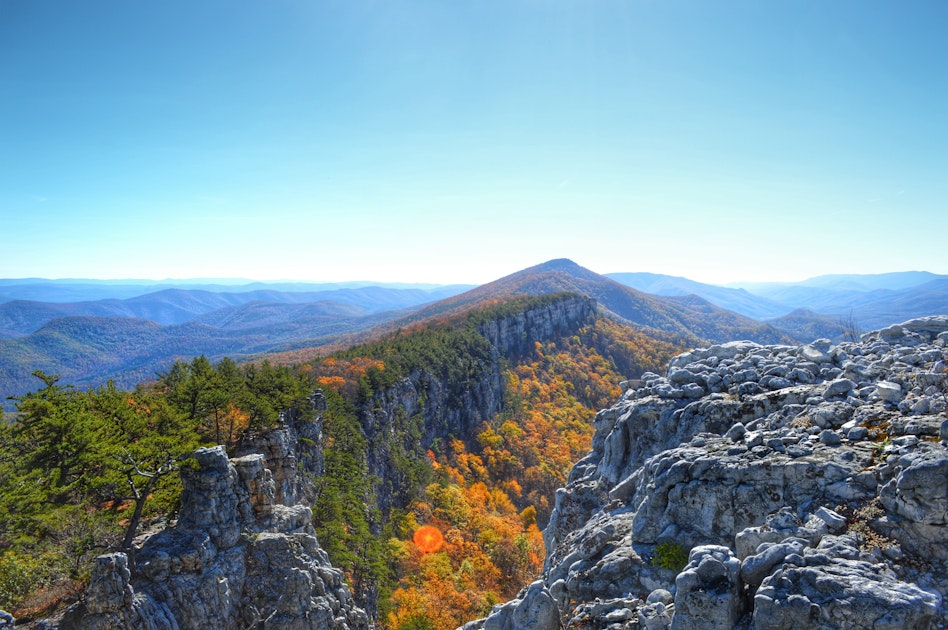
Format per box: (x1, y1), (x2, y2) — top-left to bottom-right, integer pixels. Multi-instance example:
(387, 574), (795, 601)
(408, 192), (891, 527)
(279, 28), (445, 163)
(0, 550), (52, 611)
(651, 541), (689, 573)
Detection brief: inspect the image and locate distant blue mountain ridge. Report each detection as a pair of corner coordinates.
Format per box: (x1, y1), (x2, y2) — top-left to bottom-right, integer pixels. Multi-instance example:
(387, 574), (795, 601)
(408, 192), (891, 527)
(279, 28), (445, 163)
(0, 285), (473, 337)
(606, 270), (948, 332)
(2, 271), (946, 340)
(1, 266), (946, 412)
(0, 279), (472, 304)
(605, 272), (790, 320)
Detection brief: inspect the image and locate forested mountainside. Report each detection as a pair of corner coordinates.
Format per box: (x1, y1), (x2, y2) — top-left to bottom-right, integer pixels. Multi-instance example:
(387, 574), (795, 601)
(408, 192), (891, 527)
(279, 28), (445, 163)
(764, 308), (853, 343)
(0, 293), (686, 628)
(0, 292), (370, 336)
(394, 259), (793, 346)
(729, 274), (948, 329)
(0, 279), (473, 308)
(0, 285), (471, 335)
(606, 272), (791, 320)
(0, 309), (405, 410)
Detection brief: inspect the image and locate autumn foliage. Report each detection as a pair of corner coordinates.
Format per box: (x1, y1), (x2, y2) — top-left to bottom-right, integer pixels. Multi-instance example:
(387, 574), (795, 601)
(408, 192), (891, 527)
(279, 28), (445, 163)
(310, 356), (386, 400)
(376, 317), (683, 628)
(385, 482), (545, 629)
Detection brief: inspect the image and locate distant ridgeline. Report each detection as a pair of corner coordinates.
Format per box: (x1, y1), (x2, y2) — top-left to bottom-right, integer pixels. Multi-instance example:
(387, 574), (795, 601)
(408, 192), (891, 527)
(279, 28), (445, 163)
(0, 292), (687, 628)
(7, 261), (947, 414)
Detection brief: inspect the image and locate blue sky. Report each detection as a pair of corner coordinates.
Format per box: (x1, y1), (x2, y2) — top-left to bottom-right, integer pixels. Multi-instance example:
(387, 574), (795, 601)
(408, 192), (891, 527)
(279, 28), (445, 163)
(1, 0), (946, 285)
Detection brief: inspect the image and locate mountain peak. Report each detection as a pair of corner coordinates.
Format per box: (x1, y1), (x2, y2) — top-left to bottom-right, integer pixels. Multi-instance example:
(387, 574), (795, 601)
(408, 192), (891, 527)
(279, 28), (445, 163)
(395, 259), (793, 346)
(531, 258), (582, 272)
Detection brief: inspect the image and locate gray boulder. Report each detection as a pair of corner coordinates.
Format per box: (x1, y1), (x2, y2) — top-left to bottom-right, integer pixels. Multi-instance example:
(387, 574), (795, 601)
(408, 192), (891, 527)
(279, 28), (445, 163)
(477, 581), (558, 630)
(671, 546), (743, 630)
(753, 535), (941, 629)
(463, 317), (948, 630)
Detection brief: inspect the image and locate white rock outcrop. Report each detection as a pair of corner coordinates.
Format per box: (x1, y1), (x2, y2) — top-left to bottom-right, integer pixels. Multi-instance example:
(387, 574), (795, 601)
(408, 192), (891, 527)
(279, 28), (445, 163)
(464, 316), (948, 629)
(60, 445), (369, 630)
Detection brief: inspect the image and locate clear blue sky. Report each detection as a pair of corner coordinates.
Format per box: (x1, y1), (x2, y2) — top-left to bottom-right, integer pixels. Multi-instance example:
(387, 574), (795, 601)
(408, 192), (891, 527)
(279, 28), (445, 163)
(2, 0), (946, 285)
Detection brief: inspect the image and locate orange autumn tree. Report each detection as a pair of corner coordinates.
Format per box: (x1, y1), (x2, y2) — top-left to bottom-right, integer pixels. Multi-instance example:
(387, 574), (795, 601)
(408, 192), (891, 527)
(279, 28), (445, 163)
(385, 479), (544, 630)
(311, 356), (386, 401)
(469, 318), (666, 525)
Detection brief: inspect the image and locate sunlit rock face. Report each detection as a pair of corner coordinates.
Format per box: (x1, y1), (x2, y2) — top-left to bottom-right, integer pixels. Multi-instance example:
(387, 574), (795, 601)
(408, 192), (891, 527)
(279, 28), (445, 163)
(59, 444), (369, 630)
(463, 316), (948, 630)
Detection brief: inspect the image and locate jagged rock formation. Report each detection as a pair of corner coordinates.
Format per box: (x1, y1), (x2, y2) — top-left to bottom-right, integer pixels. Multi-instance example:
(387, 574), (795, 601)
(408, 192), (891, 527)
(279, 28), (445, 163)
(232, 391), (327, 505)
(463, 316), (948, 629)
(58, 443), (368, 630)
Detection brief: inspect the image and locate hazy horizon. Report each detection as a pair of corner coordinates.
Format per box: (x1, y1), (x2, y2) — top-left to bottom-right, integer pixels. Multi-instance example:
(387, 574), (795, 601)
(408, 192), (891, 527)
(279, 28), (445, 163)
(1, 263), (944, 291)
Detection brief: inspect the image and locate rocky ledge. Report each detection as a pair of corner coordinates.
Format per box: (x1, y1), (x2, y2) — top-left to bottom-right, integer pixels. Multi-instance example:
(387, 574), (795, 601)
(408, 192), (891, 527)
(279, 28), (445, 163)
(55, 443), (367, 630)
(463, 316), (948, 629)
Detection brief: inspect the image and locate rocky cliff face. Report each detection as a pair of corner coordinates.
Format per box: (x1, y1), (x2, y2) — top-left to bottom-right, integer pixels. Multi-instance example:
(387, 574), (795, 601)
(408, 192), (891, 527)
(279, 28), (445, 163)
(464, 316), (948, 630)
(57, 441), (368, 630)
(233, 391), (327, 505)
(359, 295), (597, 512)
(477, 295), (598, 359)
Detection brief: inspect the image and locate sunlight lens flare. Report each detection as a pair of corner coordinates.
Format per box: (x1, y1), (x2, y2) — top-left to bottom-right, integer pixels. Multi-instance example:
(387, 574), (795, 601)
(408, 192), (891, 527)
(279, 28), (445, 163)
(413, 525), (444, 553)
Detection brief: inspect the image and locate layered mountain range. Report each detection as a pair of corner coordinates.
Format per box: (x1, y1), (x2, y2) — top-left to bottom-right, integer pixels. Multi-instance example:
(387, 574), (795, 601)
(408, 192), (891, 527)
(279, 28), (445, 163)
(1, 260), (946, 409)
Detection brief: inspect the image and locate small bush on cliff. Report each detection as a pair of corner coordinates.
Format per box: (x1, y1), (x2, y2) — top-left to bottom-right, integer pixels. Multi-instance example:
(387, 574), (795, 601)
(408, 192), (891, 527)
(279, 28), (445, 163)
(651, 542), (689, 573)
(837, 500), (896, 552)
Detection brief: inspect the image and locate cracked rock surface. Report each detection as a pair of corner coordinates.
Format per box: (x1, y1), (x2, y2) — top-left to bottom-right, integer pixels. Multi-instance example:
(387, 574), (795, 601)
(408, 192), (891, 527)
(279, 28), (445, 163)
(463, 316), (948, 630)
